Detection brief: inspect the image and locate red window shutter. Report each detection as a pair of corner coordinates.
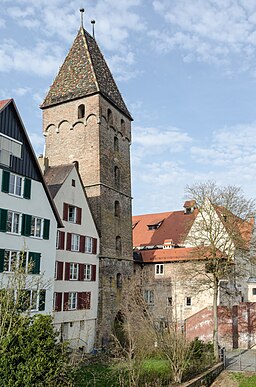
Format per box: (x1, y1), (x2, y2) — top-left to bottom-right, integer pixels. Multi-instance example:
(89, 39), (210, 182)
(77, 292), (82, 310)
(57, 261), (64, 280)
(63, 203), (68, 221)
(91, 265), (96, 281)
(76, 207), (82, 225)
(79, 264), (84, 281)
(78, 292), (91, 309)
(65, 262), (70, 280)
(85, 292), (91, 309)
(59, 231), (65, 250)
(92, 238), (97, 254)
(63, 293), (69, 311)
(80, 235), (85, 253)
(55, 292), (62, 312)
(66, 233), (71, 251)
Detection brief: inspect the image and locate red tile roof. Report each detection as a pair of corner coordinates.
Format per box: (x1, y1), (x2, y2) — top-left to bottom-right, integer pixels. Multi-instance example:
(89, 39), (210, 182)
(139, 247), (201, 263)
(184, 200), (196, 208)
(138, 246), (225, 263)
(0, 99), (11, 111)
(132, 210), (197, 248)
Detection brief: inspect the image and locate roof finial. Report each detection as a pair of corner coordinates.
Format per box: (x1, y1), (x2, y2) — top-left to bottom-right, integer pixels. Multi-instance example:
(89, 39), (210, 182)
(80, 8), (85, 28)
(91, 20), (95, 39)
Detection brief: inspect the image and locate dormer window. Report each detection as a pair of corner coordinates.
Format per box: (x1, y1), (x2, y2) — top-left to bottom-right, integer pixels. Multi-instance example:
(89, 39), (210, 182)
(183, 200), (196, 214)
(78, 104), (85, 119)
(147, 220), (163, 230)
(163, 239), (174, 249)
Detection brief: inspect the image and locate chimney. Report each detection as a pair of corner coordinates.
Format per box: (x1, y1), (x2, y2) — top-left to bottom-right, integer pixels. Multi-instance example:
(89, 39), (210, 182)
(38, 155), (49, 174)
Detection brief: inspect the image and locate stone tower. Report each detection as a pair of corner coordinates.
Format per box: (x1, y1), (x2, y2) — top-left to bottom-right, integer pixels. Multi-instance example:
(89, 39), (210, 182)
(41, 25), (133, 344)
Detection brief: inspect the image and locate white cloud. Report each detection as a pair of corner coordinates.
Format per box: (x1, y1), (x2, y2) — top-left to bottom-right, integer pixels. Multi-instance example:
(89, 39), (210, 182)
(0, 39), (64, 76)
(132, 121), (256, 213)
(13, 87), (31, 97)
(151, 0), (256, 72)
(28, 132), (44, 155)
(133, 125), (192, 154)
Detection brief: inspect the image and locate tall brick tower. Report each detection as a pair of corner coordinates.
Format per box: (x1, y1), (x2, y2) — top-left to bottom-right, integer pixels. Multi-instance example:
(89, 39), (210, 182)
(41, 23), (133, 344)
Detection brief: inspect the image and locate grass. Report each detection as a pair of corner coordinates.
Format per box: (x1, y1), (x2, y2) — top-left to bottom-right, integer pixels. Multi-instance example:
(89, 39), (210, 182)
(231, 372), (256, 387)
(74, 363), (117, 387)
(74, 358), (171, 387)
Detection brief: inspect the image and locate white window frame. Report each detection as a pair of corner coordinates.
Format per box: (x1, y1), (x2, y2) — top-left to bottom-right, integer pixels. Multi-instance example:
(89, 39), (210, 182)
(56, 230), (60, 249)
(68, 206), (77, 223)
(68, 292), (77, 310)
(31, 216), (43, 238)
(69, 263), (79, 280)
(85, 236), (92, 253)
(20, 289), (40, 312)
(71, 234), (80, 252)
(84, 264), (92, 280)
(7, 211), (21, 234)
(144, 290), (154, 305)
(3, 250), (19, 272)
(185, 296), (192, 307)
(155, 264), (164, 275)
(9, 173), (23, 197)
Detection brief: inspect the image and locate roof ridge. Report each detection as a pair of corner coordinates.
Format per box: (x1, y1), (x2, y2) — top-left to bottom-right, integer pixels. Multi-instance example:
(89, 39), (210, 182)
(81, 28), (100, 93)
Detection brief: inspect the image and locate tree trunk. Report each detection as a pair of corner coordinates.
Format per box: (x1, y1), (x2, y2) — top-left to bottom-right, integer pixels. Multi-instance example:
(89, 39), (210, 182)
(213, 276), (219, 361)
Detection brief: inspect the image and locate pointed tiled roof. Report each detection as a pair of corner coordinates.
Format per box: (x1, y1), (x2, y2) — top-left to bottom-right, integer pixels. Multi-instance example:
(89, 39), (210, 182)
(41, 28), (132, 119)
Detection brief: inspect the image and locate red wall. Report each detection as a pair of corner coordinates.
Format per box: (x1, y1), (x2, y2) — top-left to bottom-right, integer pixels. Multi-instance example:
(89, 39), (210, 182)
(185, 303), (256, 349)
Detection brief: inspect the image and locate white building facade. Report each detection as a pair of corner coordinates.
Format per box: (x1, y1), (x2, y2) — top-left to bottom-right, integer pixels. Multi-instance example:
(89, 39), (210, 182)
(0, 99), (60, 314)
(44, 162), (99, 352)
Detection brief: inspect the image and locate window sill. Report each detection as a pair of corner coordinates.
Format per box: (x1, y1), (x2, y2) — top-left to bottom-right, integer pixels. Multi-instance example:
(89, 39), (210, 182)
(8, 193), (23, 199)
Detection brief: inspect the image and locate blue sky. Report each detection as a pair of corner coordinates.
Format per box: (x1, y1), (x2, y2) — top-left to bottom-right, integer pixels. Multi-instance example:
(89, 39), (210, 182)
(1, 0), (256, 215)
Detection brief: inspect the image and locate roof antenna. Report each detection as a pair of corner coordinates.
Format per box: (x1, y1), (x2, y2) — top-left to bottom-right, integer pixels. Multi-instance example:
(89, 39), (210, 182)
(91, 20), (95, 39)
(80, 8), (84, 28)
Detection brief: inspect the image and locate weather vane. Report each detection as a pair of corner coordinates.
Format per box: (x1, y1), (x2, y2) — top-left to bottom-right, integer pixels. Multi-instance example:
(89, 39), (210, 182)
(91, 20), (95, 39)
(80, 8), (84, 28)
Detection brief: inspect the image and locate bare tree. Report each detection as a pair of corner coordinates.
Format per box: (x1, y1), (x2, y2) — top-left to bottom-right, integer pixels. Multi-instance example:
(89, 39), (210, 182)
(184, 181), (255, 359)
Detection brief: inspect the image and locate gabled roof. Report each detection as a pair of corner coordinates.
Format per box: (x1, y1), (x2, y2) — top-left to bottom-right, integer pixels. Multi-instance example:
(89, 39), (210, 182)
(132, 210), (197, 248)
(44, 164), (74, 198)
(41, 27), (132, 119)
(0, 98), (62, 228)
(0, 99), (11, 111)
(44, 162), (100, 237)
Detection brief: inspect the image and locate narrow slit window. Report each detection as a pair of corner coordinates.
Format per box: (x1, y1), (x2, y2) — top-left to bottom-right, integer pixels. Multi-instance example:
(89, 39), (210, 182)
(78, 104), (85, 119)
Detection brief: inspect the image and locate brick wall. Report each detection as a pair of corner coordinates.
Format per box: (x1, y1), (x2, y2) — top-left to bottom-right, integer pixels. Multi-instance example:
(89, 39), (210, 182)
(185, 303), (256, 349)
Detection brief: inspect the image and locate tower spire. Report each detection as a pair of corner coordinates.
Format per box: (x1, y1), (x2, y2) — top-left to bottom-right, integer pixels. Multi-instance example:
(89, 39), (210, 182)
(80, 8), (84, 28)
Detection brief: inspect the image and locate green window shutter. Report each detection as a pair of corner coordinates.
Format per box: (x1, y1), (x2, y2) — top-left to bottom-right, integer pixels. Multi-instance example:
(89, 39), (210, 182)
(29, 252), (41, 274)
(21, 214), (32, 236)
(1, 170), (10, 193)
(43, 219), (50, 240)
(0, 209), (8, 232)
(23, 178), (31, 199)
(39, 290), (46, 311)
(0, 249), (5, 272)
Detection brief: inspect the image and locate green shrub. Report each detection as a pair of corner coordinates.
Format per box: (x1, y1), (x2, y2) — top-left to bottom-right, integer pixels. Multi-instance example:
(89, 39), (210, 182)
(0, 315), (73, 387)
